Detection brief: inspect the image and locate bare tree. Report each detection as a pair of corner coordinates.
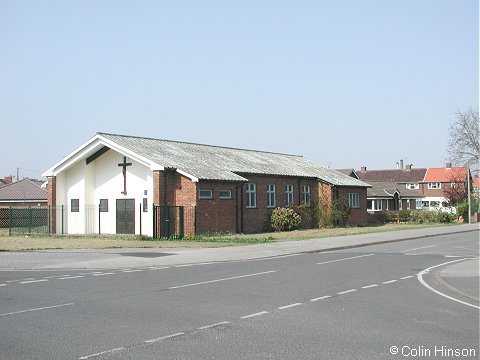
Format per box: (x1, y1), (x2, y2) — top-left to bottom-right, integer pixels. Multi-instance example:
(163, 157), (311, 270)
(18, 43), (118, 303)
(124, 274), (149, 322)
(447, 108), (479, 174)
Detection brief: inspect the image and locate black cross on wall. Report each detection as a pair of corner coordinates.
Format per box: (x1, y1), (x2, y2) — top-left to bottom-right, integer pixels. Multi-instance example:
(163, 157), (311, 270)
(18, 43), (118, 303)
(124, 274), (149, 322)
(118, 156), (132, 195)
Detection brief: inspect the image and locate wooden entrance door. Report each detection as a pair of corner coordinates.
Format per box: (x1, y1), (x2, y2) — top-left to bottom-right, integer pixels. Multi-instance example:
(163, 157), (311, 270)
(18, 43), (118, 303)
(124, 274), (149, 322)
(116, 199), (135, 234)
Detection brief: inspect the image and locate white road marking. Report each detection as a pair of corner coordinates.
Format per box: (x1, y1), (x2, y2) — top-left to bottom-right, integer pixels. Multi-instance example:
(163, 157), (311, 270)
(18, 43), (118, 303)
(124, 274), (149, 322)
(361, 284), (378, 289)
(7, 278), (35, 283)
(92, 273), (115, 276)
(444, 255), (463, 258)
(310, 295), (331, 302)
(145, 266), (169, 270)
(0, 303), (75, 317)
(317, 254), (374, 265)
(122, 269), (143, 273)
(58, 276), (84, 280)
(402, 245), (436, 253)
(417, 259), (480, 310)
(0, 284), (7, 287)
(144, 332), (185, 343)
(81, 272), (105, 275)
(241, 311), (269, 319)
(382, 280), (397, 284)
(278, 303), (302, 310)
(400, 275), (414, 280)
(78, 347), (124, 359)
(337, 289), (357, 295)
(168, 270), (277, 290)
(19, 279), (48, 284)
(197, 321), (230, 330)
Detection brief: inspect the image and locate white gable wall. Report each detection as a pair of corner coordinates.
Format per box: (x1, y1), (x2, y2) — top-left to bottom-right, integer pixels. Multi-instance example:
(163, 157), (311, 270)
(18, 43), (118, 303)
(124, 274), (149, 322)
(56, 149), (153, 236)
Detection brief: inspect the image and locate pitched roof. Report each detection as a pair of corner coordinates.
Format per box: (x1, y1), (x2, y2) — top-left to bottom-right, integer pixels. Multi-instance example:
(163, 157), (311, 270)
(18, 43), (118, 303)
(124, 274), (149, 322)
(335, 169), (359, 179)
(45, 132), (371, 188)
(423, 167), (467, 183)
(366, 181), (423, 198)
(0, 179), (47, 202)
(357, 168), (427, 183)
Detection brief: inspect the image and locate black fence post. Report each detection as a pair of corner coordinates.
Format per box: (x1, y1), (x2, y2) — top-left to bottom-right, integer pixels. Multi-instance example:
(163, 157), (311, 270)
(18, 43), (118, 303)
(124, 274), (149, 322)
(179, 206), (184, 239)
(152, 205), (156, 239)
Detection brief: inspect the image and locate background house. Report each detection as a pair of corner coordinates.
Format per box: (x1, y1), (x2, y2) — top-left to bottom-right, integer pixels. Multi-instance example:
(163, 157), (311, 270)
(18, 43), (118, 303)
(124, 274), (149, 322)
(365, 181), (424, 213)
(357, 161), (470, 213)
(0, 179), (47, 207)
(43, 132), (371, 237)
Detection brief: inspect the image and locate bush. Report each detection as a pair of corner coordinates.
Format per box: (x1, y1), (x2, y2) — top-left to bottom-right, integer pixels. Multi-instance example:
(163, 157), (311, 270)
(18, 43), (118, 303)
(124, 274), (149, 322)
(456, 201), (469, 221)
(376, 212), (388, 224)
(293, 204), (318, 228)
(435, 211), (456, 223)
(270, 207), (302, 232)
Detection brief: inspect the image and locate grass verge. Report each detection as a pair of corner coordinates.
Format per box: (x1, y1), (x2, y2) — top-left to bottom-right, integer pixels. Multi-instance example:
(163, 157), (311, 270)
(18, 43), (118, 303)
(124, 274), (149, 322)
(0, 223), (456, 251)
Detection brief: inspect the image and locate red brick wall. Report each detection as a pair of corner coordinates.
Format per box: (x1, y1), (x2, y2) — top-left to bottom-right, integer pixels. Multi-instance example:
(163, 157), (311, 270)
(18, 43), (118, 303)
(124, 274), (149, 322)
(47, 176), (56, 234)
(153, 171), (369, 235)
(152, 170), (197, 237)
(47, 176), (56, 207)
(336, 187), (368, 225)
(240, 175), (319, 233)
(420, 181), (466, 198)
(196, 180), (239, 234)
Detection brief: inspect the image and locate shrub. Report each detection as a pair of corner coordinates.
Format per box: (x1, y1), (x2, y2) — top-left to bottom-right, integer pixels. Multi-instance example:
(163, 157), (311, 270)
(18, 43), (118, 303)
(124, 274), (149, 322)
(456, 201), (469, 221)
(435, 211), (456, 223)
(376, 212), (388, 224)
(294, 204), (318, 228)
(270, 207), (302, 232)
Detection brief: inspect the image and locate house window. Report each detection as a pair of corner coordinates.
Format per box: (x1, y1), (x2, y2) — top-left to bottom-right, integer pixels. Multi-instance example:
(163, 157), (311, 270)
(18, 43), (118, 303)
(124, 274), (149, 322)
(266, 184), (276, 208)
(416, 199), (422, 209)
(246, 183), (256, 208)
(348, 193), (360, 208)
(143, 198), (148, 212)
(369, 199), (382, 211)
(302, 185), (311, 207)
(428, 182), (441, 189)
(71, 199), (79, 212)
(406, 183), (419, 190)
(398, 199), (403, 210)
(285, 185), (294, 206)
(406, 199), (411, 210)
(199, 189), (213, 199)
(219, 190), (232, 199)
(99, 199), (108, 212)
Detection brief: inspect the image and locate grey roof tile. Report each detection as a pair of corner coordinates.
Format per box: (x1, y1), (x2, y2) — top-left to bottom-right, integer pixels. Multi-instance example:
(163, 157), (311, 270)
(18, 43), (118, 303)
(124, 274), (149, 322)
(100, 133), (370, 187)
(0, 179), (47, 201)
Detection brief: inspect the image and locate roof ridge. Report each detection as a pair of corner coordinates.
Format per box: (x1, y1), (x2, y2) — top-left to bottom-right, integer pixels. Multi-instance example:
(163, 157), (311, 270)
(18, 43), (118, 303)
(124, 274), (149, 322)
(97, 132), (304, 158)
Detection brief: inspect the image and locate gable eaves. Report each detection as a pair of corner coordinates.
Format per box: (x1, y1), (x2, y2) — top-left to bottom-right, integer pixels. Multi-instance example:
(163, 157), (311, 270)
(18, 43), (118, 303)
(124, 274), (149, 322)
(42, 133), (162, 177)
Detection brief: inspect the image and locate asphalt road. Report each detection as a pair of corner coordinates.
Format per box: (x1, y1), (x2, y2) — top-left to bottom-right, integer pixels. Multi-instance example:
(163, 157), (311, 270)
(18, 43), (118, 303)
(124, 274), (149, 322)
(1, 231), (478, 359)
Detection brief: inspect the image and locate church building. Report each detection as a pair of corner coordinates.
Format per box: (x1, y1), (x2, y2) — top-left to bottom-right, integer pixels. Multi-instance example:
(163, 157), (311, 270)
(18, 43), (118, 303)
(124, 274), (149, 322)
(42, 133), (371, 237)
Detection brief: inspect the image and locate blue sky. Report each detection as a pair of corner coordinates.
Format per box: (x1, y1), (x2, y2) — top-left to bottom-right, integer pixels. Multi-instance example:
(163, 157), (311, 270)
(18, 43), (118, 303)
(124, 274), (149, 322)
(1, 0), (478, 179)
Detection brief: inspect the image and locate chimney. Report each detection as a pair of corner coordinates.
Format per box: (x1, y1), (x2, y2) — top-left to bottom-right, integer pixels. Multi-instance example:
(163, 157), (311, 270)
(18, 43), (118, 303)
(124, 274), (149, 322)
(400, 159), (404, 170)
(360, 166), (367, 172)
(406, 164), (412, 171)
(446, 162), (452, 169)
